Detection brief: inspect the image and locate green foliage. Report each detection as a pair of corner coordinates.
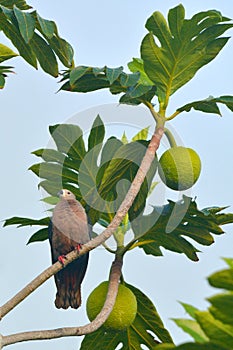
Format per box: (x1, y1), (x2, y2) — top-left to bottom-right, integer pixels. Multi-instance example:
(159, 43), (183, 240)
(130, 196), (233, 261)
(141, 4), (233, 107)
(0, 42), (17, 62)
(8, 115), (157, 237)
(2, 3), (233, 349)
(159, 259), (233, 349)
(0, 0), (30, 10)
(0, 1), (74, 83)
(0, 64), (14, 88)
(57, 4), (233, 115)
(60, 65), (156, 106)
(0, 43), (17, 87)
(1, 2), (233, 117)
(177, 96), (233, 116)
(81, 283), (173, 349)
(4, 116), (233, 264)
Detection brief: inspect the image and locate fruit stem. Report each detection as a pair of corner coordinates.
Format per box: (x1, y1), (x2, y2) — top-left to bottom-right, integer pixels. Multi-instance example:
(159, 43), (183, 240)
(164, 128), (177, 148)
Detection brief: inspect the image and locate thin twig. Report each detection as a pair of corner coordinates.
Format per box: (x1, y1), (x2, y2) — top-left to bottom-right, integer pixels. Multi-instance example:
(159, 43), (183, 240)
(1, 256), (123, 347)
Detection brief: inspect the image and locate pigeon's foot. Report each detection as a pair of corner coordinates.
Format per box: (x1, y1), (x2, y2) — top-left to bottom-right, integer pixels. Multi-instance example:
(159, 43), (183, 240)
(75, 243), (83, 252)
(58, 254), (67, 265)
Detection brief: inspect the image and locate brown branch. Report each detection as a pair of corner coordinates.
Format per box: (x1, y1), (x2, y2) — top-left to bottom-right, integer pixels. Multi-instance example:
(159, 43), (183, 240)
(1, 256), (123, 348)
(0, 121), (164, 347)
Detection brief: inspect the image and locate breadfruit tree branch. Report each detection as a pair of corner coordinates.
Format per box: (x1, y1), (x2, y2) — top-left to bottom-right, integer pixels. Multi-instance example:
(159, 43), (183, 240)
(0, 112), (164, 347)
(0, 255), (123, 347)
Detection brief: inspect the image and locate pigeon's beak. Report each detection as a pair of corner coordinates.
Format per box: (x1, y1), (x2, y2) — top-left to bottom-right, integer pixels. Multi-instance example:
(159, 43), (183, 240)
(57, 190), (63, 197)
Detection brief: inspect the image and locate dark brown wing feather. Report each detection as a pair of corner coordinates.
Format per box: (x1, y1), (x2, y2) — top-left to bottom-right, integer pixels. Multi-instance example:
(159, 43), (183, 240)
(49, 199), (90, 309)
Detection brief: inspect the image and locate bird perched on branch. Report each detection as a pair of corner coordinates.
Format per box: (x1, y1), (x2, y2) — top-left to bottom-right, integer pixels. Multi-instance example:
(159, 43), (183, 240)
(49, 189), (90, 309)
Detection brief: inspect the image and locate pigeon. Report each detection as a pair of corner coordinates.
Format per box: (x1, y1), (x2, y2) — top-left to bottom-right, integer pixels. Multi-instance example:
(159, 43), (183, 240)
(49, 189), (90, 309)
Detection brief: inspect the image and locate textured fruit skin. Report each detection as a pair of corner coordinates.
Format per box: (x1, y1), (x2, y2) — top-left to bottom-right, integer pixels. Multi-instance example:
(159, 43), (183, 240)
(86, 281), (137, 331)
(159, 146), (201, 191)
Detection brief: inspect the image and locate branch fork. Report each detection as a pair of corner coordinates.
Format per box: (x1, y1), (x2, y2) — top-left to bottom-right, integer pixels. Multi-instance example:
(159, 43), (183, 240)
(0, 114), (164, 348)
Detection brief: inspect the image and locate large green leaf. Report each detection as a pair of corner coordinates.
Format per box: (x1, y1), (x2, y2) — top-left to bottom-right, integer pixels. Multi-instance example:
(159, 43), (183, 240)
(128, 57), (154, 86)
(172, 303), (208, 343)
(0, 43), (17, 62)
(106, 66), (124, 84)
(29, 162), (78, 184)
(195, 311), (233, 349)
(96, 140), (158, 218)
(4, 216), (49, 228)
(131, 196), (232, 261)
(0, 9), (37, 67)
(47, 35), (74, 68)
(29, 33), (58, 77)
(13, 5), (35, 43)
(172, 319), (208, 343)
(69, 66), (90, 86)
(32, 148), (80, 172)
(141, 4), (233, 103)
(0, 4), (74, 74)
(208, 269), (233, 291)
(48, 123), (86, 163)
(36, 13), (56, 39)
(81, 283), (173, 349)
(60, 69), (110, 92)
(177, 96), (233, 116)
(208, 293), (233, 326)
(27, 227), (48, 244)
(88, 114), (105, 151)
(16, 119), (159, 240)
(165, 260), (233, 349)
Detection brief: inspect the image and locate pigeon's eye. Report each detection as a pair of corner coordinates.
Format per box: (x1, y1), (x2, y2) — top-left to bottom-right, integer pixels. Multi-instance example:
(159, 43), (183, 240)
(67, 191), (71, 195)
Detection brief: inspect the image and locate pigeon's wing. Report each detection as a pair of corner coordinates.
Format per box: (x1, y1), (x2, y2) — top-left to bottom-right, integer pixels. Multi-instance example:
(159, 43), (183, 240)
(49, 199), (90, 309)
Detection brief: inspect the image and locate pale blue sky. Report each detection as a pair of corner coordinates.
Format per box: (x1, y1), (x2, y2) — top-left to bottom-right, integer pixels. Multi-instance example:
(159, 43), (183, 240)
(1, 1), (233, 349)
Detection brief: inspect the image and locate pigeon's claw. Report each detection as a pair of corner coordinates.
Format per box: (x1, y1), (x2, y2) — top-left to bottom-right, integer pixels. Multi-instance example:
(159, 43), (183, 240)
(76, 243), (83, 252)
(58, 255), (67, 265)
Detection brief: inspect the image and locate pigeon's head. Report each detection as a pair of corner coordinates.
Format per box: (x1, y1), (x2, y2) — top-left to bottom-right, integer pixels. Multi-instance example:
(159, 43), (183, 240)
(57, 189), (76, 200)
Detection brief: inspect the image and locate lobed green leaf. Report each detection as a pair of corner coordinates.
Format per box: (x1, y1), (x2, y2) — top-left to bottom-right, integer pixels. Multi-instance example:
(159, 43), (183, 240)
(141, 4), (233, 103)
(81, 283), (173, 349)
(131, 196), (232, 261)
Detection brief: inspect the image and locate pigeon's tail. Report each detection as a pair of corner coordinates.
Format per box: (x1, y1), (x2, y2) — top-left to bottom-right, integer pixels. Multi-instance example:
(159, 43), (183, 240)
(54, 254), (89, 309)
(55, 284), (81, 309)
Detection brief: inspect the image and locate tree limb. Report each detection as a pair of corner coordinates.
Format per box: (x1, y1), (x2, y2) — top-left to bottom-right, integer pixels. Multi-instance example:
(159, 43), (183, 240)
(0, 122), (164, 347)
(1, 255), (123, 347)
